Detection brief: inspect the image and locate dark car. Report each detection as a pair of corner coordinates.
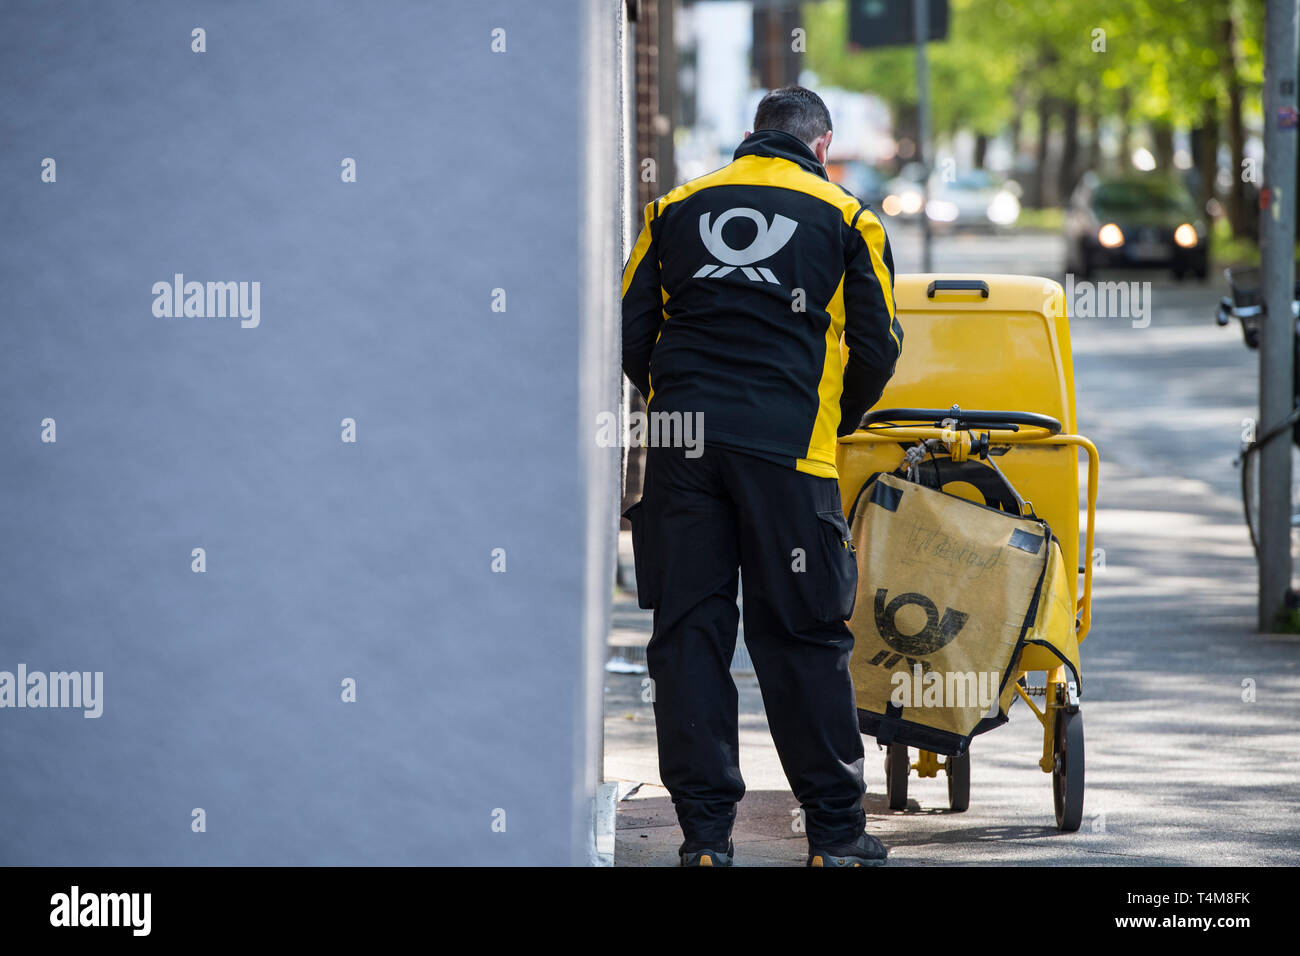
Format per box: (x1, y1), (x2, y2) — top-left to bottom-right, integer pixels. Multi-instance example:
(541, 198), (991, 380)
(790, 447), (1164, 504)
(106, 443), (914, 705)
(1065, 173), (1209, 280)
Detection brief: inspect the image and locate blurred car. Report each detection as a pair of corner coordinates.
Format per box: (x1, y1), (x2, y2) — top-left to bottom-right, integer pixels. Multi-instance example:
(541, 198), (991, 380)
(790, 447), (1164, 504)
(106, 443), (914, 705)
(880, 162), (927, 221)
(1065, 173), (1209, 280)
(826, 159), (889, 210)
(923, 169), (1021, 231)
(879, 165), (1020, 230)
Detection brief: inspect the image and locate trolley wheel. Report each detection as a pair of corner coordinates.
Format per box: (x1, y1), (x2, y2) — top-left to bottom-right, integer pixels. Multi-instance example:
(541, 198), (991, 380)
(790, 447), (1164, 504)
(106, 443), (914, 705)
(1053, 708), (1085, 831)
(946, 751), (970, 812)
(885, 743), (909, 811)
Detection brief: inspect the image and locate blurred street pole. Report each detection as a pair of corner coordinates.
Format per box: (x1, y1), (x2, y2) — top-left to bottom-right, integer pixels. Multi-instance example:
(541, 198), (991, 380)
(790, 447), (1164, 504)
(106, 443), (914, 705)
(1259, 0), (1299, 630)
(914, 0), (932, 272)
(753, 2), (801, 89)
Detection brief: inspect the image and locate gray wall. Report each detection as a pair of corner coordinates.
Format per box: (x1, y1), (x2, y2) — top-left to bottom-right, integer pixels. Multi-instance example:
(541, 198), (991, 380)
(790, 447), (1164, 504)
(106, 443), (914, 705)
(0, 0), (622, 865)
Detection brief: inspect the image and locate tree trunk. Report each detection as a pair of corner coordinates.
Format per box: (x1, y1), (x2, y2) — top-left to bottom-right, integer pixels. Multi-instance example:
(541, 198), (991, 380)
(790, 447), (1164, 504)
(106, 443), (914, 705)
(1081, 100), (1100, 178)
(974, 133), (989, 170)
(1152, 122), (1175, 173)
(895, 102), (921, 166)
(1191, 96), (1219, 217)
(1221, 9), (1249, 238)
(1030, 94), (1052, 208)
(1117, 87), (1132, 169)
(1058, 99), (1081, 201)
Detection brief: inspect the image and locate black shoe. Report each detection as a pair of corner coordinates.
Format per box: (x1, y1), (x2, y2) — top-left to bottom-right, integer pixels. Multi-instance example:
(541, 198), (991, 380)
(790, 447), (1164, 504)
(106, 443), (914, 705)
(680, 839), (734, 867)
(807, 831), (888, 867)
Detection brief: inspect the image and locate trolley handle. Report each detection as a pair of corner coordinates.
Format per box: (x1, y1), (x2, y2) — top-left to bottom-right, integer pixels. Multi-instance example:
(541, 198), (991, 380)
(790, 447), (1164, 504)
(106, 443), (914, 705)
(927, 279), (989, 298)
(861, 406), (1063, 436)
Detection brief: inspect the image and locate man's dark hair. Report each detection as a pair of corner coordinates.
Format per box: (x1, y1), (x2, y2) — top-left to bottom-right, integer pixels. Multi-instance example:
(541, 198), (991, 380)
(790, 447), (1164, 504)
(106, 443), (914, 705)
(752, 86), (832, 147)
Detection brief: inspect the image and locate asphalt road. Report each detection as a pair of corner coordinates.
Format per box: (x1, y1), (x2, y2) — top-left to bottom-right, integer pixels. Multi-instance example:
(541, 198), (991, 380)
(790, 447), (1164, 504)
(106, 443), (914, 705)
(607, 223), (1300, 866)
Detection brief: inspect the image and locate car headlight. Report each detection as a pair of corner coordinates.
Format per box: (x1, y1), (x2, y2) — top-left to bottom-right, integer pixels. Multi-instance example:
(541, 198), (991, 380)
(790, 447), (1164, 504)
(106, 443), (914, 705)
(899, 191), (923, 215)
(1174, 223), (1198, 248)
(986, 191), (1020, 225)
(881, 194), (903, 217)
(1098, 223), (1124, 248)
(926, 199), (959, 222)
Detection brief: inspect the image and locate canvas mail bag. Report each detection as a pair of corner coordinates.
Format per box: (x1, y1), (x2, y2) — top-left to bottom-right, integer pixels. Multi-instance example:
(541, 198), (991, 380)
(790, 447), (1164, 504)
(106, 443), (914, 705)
(846, 466), (1079, 756)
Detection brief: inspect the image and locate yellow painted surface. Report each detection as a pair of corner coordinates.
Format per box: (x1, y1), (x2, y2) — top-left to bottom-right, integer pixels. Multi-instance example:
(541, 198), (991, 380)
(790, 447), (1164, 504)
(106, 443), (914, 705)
(837, 274), (1083, 613)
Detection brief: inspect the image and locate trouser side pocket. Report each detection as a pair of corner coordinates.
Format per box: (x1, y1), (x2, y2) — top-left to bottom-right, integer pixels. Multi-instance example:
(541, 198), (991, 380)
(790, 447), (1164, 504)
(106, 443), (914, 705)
(815, 509), (858, 622)
(622, 499), (661, 610)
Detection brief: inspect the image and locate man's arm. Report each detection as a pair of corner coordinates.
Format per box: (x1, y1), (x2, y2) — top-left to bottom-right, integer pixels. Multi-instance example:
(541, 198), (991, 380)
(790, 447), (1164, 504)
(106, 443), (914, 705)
(622, 201), (662, 401)
(837, 207), (903, 436)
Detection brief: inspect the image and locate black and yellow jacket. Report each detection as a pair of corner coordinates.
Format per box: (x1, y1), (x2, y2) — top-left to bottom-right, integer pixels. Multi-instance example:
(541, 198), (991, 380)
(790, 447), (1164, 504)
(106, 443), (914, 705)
(621, 128), (903, 479)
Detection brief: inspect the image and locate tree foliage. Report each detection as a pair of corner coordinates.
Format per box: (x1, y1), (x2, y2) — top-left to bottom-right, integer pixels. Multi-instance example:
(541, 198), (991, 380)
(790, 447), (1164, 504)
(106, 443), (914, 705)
(802, 0), (1263, 141)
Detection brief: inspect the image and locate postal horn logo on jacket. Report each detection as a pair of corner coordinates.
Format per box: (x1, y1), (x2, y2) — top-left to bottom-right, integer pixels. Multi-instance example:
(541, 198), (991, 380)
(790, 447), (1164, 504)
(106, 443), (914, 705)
(695, 207), (798, 283)
(621, 127), (903, 481)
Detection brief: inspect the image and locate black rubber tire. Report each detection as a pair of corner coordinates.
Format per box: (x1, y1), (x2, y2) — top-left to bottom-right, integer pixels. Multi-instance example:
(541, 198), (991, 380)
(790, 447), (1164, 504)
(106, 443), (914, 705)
(885, 744), (909, 811)
(1053, 708), (1085, 832)
(1242, 443), (1260, 557)
(947, 751), (971, 812)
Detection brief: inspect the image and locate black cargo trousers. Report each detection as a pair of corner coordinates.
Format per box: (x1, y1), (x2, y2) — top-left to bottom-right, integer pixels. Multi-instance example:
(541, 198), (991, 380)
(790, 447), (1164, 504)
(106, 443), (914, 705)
(623, 442), (867, 849)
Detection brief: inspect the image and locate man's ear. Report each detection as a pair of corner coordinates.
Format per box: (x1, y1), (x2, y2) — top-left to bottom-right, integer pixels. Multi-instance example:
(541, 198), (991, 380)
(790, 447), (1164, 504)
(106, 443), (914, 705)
(744, 130), (751, 139)
(814, 130), (832, 164)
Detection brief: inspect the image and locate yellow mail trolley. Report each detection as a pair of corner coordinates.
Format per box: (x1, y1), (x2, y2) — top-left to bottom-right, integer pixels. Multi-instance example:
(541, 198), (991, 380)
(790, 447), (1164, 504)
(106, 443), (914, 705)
(837, 275), (1098, 831)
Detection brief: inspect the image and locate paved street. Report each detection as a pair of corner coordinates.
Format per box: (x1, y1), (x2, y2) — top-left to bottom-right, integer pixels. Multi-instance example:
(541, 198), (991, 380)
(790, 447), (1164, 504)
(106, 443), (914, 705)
(606, 223), (1300, 866)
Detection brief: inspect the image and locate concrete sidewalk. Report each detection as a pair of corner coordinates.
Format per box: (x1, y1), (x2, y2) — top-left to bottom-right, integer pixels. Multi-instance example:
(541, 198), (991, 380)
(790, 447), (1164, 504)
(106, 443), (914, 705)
(603, 278), (1300, 867)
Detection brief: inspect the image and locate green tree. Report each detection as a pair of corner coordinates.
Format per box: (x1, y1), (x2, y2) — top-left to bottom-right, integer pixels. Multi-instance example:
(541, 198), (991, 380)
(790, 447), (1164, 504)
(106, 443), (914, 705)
(802, 0), (1263, 224)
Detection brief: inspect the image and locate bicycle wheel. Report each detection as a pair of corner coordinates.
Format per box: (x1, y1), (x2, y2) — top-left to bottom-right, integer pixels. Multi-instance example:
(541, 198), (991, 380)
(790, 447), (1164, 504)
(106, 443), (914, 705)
(1240, 442), (1300, 574)
(1242, 444), (1259, 554)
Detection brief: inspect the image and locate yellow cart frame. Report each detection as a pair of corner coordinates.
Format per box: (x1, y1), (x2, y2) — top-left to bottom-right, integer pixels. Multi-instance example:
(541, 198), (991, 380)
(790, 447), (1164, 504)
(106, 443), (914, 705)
(836, 274), (1099, 830)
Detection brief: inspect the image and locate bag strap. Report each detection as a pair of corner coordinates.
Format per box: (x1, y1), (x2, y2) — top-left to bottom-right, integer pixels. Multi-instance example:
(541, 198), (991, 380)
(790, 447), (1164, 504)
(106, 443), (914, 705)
(901, 453), (1028, 516)
(846, 470), (885, 524)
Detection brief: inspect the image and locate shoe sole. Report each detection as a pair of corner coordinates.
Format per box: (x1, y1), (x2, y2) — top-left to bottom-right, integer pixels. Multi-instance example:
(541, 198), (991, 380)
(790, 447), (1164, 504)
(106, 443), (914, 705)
(808, 853), (887, 867)
(681, 851), (733, 867)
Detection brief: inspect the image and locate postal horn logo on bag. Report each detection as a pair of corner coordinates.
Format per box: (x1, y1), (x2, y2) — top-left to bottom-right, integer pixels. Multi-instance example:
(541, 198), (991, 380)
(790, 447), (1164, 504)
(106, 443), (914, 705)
(694, 207), (797, 283)
(874, 589), (969, 656)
